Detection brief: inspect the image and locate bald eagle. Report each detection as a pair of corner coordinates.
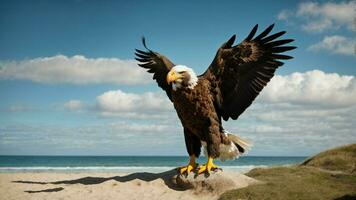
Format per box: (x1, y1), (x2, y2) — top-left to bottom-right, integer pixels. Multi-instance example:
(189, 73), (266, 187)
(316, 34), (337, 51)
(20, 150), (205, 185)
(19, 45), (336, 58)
(135, 24), (295, 174)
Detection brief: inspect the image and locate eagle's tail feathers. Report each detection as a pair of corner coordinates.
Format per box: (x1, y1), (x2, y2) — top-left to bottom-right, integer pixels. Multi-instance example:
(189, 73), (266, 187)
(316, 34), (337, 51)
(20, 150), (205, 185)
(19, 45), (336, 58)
(216, 130), (252, 161)
(227, 133), (252, 154)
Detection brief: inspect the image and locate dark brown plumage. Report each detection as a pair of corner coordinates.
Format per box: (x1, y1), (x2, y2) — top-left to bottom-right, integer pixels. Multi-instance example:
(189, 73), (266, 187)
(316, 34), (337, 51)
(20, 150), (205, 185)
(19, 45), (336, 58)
(135, 38), (175, 100)
(203, 24), (295, 121)
(135, 24), (296, 172)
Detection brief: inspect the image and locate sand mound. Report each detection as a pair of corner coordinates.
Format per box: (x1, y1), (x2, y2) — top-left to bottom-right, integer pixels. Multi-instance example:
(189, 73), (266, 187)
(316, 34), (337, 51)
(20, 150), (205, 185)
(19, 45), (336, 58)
(173, 171), (257, 195)
(174, 170), (258, 195)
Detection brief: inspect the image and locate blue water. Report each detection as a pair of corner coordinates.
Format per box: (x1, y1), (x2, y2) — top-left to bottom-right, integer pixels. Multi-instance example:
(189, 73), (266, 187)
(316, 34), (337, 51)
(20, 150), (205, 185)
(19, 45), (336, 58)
(0, 156), (307, 173)
(0, 156), (306, 172)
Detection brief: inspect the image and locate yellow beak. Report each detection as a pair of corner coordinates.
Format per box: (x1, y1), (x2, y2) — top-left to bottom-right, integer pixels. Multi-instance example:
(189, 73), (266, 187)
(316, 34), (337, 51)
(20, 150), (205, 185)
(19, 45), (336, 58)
(166, 70), (181, 84)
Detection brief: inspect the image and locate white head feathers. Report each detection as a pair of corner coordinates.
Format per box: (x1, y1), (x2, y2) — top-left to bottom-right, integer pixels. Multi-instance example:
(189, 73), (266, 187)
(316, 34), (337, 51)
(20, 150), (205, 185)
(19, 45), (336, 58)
(171, 65), (198, 90)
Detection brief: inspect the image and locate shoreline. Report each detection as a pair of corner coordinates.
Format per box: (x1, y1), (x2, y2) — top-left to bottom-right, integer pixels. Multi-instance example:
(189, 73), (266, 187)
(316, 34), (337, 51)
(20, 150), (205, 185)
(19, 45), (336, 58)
(0, 165), (269, 174)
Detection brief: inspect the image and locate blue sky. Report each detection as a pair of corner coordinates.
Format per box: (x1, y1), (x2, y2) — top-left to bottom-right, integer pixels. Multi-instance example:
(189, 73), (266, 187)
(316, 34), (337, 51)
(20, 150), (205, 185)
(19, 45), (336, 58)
(0, 0), (355, 156)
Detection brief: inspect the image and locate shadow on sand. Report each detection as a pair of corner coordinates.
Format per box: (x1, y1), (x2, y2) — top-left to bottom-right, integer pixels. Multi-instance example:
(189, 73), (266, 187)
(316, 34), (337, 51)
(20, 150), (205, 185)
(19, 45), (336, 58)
(13, 169), (186, 193)
(24, 187), (64, 193)
(334, 195), (356, 200)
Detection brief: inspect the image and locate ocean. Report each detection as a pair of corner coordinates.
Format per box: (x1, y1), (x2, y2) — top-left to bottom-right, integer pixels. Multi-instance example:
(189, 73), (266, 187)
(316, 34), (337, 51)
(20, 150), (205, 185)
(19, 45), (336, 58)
(0, 156), (307, 173)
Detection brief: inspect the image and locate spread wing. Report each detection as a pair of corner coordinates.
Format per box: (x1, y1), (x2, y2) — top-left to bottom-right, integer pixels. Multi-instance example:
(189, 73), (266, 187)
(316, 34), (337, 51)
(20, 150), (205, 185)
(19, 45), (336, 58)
(202, 24), (296, 121)
(135, 37), (175, 101)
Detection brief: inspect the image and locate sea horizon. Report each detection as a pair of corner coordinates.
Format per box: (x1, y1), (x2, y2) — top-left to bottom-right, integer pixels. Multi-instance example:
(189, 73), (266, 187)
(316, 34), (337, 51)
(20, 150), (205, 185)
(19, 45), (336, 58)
(0, 155), (307, 173)
(0, 155), (310, 157)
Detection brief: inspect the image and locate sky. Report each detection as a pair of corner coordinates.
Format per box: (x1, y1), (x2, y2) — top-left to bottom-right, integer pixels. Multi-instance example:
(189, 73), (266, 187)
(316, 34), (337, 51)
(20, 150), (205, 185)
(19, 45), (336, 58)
(0, 0), (355, 156)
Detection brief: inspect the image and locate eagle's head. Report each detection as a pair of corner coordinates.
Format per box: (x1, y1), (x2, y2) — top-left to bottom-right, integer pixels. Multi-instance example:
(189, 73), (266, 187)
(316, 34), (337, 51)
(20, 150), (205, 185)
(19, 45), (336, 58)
(166, 65), (198, 91)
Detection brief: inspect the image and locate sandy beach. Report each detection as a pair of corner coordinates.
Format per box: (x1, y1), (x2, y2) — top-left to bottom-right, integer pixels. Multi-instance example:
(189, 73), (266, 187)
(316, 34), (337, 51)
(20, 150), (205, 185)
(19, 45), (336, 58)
(0, 170), (257, 200)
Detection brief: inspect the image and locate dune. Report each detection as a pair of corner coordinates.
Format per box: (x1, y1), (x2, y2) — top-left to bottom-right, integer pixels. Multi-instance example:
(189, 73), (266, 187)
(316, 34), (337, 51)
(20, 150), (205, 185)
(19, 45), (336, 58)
(219, 144), (356, 200)
(0, 169), (258, 200)
(300, 143), (356, 175)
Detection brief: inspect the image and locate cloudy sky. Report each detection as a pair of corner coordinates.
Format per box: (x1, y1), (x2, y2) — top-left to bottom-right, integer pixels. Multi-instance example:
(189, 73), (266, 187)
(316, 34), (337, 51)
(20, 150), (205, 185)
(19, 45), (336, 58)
(0, 0), (355, 156)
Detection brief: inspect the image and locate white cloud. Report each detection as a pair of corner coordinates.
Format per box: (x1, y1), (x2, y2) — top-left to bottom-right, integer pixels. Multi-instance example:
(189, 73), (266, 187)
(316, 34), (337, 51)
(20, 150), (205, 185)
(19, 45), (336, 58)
(278, 1), (356, 33)
(260, 70), (356, 107)
(5, 105), (35, 112)
(110, 122), (171, 133)
(0, 122), (184, 155)
(277, 9), (293, 21)
(96, 90), (173, 117)
(0, 55), (151, 85)
(301, 18), (334, 33)
(64, 100), (84, 111)
(307, 35), (355, 56)
(277, 1), (356, 56)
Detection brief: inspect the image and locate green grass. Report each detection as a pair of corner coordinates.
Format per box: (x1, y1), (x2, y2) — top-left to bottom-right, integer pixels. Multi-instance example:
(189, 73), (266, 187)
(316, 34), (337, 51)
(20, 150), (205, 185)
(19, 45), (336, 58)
(301, 144), (356, 175)
(219, 144), (356, 200)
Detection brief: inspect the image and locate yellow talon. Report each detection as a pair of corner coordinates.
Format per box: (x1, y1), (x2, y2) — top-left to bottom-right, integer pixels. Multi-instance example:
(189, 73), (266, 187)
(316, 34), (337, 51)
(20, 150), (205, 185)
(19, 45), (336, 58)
(178, 155), (197, 174)
(180, 164), (195, 174)
(198, 157), (219, 174)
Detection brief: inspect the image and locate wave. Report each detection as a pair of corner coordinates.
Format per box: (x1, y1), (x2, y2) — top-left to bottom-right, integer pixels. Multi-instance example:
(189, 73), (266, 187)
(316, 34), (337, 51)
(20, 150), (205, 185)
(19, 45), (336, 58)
(0, 165), (268, 173)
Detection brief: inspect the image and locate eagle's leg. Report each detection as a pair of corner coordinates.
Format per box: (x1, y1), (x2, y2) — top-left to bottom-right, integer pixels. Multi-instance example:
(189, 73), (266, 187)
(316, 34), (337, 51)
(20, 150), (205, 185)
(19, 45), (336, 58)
(197, 156), (219, 174)
(179, 154), (197, 174)
(179, 128), (201, 174)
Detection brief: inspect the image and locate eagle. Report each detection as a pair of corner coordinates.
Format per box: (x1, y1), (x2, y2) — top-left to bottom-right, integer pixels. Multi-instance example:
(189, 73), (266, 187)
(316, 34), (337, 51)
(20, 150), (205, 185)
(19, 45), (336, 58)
(135, 24), (295, 174)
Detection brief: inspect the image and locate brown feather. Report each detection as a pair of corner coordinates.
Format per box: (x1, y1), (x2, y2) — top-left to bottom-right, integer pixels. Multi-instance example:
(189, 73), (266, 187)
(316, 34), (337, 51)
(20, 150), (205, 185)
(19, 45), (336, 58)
(201, 24), (296, 120)
(135, 38), (175, 100)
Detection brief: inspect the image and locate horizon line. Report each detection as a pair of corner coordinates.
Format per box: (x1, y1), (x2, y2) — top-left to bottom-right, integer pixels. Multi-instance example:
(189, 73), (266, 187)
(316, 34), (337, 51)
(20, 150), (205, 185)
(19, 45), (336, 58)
(0, 155), (309, 157)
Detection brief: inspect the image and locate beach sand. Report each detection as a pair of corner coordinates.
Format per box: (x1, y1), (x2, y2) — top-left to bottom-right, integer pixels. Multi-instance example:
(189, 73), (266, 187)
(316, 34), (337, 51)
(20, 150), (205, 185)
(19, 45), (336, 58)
(0, 170), (257, 200)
